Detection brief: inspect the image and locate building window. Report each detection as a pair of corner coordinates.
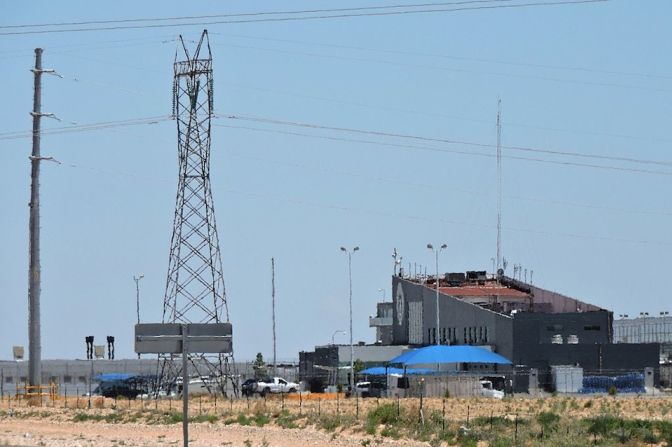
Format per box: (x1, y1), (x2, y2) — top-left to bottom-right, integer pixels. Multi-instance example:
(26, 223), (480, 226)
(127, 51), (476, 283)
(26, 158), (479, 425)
(4, 376), (13, 384)
(479, 327), (483, 343)
(63, 375), (72, 384)
(484, 326), (488, 343)
(78, 376), (87, 384)
(547, 324), (563, 331)
(428, 329), (432, 344)
(464, 328), (467, 343)
(19, 376), (27, 384)
(584, 325), (601, 331)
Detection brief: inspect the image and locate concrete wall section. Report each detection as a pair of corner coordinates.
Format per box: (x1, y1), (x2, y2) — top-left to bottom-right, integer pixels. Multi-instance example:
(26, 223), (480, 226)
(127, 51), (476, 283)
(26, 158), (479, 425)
(512, 311), (612, 359)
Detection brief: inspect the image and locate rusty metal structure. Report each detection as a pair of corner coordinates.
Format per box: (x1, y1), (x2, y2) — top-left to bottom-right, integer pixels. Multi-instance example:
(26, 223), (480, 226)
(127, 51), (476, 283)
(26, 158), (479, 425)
(159, 30), (237, 396)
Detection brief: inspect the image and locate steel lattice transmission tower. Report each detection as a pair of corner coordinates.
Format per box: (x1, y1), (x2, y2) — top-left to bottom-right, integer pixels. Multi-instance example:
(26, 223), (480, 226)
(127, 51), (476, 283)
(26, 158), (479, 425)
(160, 30), (236, 396)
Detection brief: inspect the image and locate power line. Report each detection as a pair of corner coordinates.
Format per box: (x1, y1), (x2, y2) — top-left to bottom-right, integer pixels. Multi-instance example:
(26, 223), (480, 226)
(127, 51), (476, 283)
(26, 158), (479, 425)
(213, 31), (671, 81)
(0, 1), (520, 29)
(230, 151), (672, 217)
(215, 42), (670, 94)
(225, 83), (671, 144)
(3, 111), (668, 176)
(0, 0), (609, 36)
(0, 115), (172, 140)
(221, 114), (672, 168)
(214, 122), (672, 177)
(50, 154), (672, 246)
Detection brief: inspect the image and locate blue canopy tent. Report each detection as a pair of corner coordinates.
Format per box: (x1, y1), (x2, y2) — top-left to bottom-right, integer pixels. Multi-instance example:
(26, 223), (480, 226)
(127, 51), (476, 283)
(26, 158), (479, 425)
(94, 373), (135, 382)
(387, 345), (512, 366)
(359, 367), (433, 375)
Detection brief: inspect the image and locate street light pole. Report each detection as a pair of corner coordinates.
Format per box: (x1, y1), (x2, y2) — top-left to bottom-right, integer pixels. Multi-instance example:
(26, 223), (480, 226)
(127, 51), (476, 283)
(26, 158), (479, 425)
(340, 246), (359, 393)
(331, 330), (346, 345)
(427, 243), (447, 345)
(133, 274), (144, 359)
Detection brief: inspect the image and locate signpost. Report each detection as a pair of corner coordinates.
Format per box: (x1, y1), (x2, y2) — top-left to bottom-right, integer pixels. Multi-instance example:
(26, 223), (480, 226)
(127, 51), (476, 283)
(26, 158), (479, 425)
(135, 323), (232, 447)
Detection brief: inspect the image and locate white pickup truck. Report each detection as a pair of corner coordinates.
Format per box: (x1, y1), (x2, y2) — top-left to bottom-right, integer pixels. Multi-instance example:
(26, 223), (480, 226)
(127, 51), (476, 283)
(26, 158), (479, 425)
(255, 377), (299, 396)
(478, 380), (505, 399)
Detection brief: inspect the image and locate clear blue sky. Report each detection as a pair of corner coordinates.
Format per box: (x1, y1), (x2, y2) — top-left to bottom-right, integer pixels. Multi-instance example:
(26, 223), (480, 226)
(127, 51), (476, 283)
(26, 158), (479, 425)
(1, 0), (670, 361)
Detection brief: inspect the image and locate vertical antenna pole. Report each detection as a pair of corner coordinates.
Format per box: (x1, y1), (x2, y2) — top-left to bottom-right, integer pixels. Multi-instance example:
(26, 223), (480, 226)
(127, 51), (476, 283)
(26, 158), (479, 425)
(28, 48), (43, 389)
(496, 99), (502, 273)
(271, 257), (276, 376)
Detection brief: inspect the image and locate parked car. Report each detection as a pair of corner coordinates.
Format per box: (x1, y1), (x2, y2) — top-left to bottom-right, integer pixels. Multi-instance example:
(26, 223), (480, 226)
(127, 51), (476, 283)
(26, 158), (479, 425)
(353, 381), (371, 398)
(241, 378), (258, 397)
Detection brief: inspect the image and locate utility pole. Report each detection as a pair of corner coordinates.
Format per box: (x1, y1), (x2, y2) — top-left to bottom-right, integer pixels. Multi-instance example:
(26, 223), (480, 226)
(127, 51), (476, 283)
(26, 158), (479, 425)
(271, 258), (276, 376)
(28, 48), (54, 389)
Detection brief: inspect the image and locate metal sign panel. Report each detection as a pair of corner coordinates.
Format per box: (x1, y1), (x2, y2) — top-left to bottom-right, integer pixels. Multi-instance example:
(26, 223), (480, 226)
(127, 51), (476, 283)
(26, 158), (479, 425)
(134, 323), (232, 354)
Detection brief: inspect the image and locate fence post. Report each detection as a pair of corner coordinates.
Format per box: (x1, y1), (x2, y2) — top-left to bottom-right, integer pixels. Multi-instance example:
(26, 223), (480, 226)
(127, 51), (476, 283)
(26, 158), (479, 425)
(281, 392), (285, 412)
(442, 398), (446, 431)
(336, 392), (340, 415)
(514, 413), (518, 446)
(318, 398), (321, 416)
(199, 395), (202, 415)
(419, 386), (425, 426)
(214, 393), (217, 412)
(467, 405), (470, 428)
(299, 392), (302, 416)
(397, 395), (400, 417)
(356, 391), (359, 419)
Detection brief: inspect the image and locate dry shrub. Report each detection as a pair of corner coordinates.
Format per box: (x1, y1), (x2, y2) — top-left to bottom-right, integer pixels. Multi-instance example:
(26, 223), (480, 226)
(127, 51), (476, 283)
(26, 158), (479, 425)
(26, 396), (43, 407)
(252, 400), (266, 415)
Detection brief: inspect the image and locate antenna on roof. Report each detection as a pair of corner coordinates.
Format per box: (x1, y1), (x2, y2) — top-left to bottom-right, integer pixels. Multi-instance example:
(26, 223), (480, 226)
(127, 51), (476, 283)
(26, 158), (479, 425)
(392, 248), (403, 276)
(496, 99), (503, 274)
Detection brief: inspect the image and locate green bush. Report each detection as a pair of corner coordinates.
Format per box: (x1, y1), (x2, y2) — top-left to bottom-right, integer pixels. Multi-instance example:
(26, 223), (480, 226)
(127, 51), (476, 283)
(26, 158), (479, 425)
(254, 413), (271, 427)
(236, 413), (251, 426)
(190, 413), (218, 424)
(276, 410), (299, 429)
(537, 411), (560, 435)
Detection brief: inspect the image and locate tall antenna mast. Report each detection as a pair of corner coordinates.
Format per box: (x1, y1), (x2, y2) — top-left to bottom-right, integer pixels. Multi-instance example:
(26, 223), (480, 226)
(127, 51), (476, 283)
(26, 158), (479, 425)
(496, 99), (502, 273)
(271, 257), (276, 376)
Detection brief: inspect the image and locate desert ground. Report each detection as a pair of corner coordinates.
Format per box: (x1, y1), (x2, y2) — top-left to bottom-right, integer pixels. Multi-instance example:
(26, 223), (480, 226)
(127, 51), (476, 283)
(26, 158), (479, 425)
(1, 393), (672, 446)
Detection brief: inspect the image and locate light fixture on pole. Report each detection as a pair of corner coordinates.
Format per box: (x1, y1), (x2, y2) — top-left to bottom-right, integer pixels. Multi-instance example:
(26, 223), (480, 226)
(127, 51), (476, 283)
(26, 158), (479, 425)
(427, 243), (447, 345)
(331, 330), (347, 345)
(340, 246), (359, 393)
(133, 274), (144, 359)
